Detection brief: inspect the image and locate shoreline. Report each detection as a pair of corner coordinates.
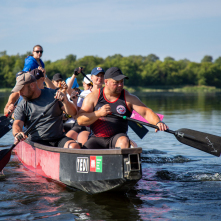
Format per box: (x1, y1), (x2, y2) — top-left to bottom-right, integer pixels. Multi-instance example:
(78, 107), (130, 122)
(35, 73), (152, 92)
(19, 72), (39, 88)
(1, 85), (221, 94)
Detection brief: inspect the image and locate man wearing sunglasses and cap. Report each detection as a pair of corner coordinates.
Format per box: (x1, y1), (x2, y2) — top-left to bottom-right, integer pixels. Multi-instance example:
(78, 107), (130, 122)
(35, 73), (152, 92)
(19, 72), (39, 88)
(77, 67), (169, 149)
(12, 72), (81, 149)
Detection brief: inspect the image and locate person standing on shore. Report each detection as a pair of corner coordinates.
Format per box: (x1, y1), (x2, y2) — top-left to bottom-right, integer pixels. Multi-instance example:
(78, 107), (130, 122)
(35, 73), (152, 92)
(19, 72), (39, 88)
(23, 45), (44, 72)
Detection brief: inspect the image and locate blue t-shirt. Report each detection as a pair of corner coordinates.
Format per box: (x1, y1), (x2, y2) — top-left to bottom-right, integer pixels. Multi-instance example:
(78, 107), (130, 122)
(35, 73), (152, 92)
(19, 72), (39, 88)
(66, 77), (79, 89)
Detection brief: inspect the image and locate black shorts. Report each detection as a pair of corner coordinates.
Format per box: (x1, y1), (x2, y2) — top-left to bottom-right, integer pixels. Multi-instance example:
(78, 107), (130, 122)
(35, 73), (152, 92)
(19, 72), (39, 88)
(63, 122), (75, 133)
(83, 133), (128, 149)
(35, 135), (75, 148)
(71, 121), (90, 133)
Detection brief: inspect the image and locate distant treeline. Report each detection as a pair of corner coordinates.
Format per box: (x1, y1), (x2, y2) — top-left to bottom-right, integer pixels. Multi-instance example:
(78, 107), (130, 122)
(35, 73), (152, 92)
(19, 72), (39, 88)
(0, 51), (221, 88)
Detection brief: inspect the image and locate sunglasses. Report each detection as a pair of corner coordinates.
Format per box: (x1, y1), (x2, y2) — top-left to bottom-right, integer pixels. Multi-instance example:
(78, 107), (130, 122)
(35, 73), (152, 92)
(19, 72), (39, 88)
(34, 51), (43, 54)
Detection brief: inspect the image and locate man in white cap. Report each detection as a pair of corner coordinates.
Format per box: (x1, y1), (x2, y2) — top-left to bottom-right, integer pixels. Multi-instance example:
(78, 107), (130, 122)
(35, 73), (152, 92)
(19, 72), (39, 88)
(77, 67), (169, 149)
(12, 72), (81, 149)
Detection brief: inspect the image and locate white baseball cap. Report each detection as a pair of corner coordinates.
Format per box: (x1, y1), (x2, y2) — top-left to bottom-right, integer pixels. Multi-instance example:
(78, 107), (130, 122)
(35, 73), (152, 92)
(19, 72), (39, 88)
(83, 74), (92, 84)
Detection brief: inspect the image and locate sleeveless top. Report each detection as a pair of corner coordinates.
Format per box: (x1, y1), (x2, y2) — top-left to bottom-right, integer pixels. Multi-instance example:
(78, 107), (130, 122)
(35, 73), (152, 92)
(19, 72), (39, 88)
(91, 87), (132, 137)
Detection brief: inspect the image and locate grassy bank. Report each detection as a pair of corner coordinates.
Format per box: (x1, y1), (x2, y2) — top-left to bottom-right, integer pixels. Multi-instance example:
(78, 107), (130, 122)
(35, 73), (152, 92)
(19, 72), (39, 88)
(125, 85), (221, 93)
(0, 88), (12, 93)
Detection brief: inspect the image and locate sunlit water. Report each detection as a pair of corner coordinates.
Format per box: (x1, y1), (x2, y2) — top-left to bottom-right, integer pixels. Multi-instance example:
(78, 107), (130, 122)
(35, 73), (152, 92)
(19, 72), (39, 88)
(0, 91), (221, 220)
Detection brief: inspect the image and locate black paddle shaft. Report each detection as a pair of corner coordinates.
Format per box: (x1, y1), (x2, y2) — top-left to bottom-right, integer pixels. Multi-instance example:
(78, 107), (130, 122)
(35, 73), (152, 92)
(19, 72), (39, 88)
(112, 113), (221, 157)
(81, 71), (93, 85)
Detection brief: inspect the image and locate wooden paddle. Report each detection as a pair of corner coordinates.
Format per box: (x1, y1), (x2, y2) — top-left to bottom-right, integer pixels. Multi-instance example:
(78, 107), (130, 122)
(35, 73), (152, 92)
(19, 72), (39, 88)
(111, 112), (221, 157)
(0, 99), (59, 172)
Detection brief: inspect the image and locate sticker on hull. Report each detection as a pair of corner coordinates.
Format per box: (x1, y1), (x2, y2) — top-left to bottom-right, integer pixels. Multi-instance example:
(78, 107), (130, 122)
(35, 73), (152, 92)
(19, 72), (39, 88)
(90, 156), (103, 172)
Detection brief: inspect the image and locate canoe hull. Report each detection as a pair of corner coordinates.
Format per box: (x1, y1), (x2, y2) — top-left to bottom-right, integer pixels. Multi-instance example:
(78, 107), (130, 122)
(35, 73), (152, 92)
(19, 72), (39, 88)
(15, 141), (142, 194)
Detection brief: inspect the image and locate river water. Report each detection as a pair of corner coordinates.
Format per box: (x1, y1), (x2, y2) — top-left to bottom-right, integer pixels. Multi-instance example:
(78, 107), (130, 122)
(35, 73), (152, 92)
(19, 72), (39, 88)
(0, 91), (221, 220)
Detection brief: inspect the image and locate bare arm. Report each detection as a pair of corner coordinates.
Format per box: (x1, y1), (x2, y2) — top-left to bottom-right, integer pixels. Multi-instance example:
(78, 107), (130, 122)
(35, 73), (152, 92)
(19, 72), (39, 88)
(38, 67), (56, 89)
(67, 67), (82, 95)
(44, 76), (57, 89)
(67, 74), (76, 95)
(125, 91), (168, 131)
(12, 120), (24, 136)
(4, 92), (20, 115)
(55, 90), (78, 117)
(12, 120), (26, 142)
(77, 91), (111, 126)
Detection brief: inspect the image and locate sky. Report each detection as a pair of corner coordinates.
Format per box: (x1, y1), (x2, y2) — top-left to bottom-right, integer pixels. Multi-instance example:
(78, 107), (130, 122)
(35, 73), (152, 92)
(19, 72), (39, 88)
(1, 0), (221, 63)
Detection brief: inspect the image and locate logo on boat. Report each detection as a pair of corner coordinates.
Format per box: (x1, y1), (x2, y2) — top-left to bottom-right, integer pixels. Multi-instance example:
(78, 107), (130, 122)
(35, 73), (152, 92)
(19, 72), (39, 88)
(76, 157), (89, 173)
(90, 156), (103, 173)
(116, 105), (126, 114)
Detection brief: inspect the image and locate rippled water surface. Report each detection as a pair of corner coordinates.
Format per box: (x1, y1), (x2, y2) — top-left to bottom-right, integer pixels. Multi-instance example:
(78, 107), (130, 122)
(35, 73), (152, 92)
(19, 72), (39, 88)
(1, 91), (221, 220)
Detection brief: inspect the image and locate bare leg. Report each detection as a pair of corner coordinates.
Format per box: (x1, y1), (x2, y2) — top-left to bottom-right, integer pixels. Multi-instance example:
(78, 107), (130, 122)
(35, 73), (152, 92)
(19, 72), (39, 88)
(115, 136), (130, 149)
(64, 140), (81, 149)
(66, 130), (78, 140)
(78, 131), (90, 145)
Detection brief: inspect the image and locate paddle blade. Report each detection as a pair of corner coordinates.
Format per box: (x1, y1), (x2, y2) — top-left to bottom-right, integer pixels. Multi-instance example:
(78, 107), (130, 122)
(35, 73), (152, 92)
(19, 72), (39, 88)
(0, 116), (7, 122)
(0, 148), (12, 172)
(0, 118), (14, 138)
(174, 128), (221, 157)
(128, 120), (149, 139)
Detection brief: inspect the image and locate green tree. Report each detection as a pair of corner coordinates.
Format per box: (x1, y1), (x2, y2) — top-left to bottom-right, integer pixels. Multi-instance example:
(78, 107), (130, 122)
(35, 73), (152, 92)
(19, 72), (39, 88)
(201, 55), (213, 63)
(164, 56), (175, 61)
(146, 54), (159, 62)
(214, 57), (221, 65)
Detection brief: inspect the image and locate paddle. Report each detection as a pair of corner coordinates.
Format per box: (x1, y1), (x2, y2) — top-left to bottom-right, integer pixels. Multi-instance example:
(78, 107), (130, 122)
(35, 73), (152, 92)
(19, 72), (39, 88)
(111, 112), (221, 157)
(81, 71), (93, 86)
(0, 99), (20, 138)
(0, 99), (59, 172)
(80, 71), (149, 139)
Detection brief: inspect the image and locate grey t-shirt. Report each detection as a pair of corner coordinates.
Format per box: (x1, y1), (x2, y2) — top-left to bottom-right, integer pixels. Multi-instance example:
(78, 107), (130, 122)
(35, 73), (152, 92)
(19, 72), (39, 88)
(14, 88), (64, 141)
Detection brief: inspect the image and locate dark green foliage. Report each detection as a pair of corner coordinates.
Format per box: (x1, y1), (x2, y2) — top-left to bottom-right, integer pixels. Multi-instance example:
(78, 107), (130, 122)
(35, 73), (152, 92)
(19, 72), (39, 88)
(164, 56), (175, 61)
(201, 55), (213, 63)
(0, 51), (221, 88)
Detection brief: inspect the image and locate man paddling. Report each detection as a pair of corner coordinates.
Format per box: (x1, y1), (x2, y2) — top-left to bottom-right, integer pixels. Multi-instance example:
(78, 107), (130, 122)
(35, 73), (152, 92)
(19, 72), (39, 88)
(12, 72), (81, 149)
(77, 67), (168, 149)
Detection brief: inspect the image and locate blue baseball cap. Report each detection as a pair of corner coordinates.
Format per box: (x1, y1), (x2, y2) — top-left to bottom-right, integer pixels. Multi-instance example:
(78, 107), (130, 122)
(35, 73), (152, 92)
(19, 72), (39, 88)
(91, 67), (105, 76)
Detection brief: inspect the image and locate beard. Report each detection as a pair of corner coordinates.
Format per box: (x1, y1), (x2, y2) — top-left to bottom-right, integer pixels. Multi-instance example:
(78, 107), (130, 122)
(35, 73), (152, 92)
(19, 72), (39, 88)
(21, 85), (35, 101)
(22, 95), (33, 101)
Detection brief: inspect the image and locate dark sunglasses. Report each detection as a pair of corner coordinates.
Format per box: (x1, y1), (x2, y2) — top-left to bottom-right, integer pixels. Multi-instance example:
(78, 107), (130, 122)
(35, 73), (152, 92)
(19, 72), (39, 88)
(34, 51), (43, 54)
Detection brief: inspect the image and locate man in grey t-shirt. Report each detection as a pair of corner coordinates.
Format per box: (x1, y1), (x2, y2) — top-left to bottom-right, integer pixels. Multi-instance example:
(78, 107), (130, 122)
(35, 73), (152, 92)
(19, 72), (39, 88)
(12, 72), (81, 149)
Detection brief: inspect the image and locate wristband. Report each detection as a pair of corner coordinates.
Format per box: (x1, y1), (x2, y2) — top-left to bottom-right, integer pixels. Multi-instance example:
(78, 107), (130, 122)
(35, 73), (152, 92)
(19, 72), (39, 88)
(156, 121), (164, 125)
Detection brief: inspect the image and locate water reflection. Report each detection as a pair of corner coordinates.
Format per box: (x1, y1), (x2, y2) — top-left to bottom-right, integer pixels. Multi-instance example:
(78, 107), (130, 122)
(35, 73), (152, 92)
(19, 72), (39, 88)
(135, 92), (221, 113)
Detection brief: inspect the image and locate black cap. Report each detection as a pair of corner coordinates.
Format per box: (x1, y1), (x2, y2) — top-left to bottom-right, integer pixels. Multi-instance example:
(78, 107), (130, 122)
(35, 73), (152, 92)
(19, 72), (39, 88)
(52, 73), (63, 81)
(30, 68), (44, 80)
(104, 67), (129, 80)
